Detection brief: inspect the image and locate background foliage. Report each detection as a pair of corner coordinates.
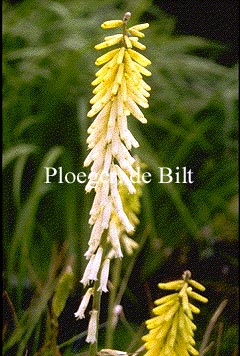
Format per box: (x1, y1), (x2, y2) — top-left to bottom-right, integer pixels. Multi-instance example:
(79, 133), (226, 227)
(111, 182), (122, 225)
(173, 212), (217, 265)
(3, 0), (238, 355)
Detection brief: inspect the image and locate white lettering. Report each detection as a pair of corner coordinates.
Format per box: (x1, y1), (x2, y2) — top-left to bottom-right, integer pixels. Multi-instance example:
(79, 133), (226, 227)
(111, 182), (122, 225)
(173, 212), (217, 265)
(77, 171), (87, 184)
(142, 171), (152, 183)
(158, 167), (173, 183)
(65, 172), (76, 184)
(44, 167), (57, 183)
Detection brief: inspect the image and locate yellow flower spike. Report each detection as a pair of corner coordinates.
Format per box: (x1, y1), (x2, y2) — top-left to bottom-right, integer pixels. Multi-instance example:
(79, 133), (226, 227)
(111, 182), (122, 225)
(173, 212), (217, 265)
(120, 76), (127, 102)
(163, 344), (174, 356)
(96, 59), (118, 79)
(142, 271), (208, 356)
(178, 306), (187, 330)
(87, 101), (104, 118)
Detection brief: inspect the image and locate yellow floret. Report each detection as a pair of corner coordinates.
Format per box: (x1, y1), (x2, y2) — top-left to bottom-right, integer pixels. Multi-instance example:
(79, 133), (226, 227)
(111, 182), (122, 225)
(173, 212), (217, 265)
(101, 20), (124, 29)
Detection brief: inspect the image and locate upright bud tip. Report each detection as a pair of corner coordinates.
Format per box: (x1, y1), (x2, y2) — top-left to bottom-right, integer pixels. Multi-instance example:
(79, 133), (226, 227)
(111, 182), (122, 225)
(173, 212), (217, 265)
(123, 12), (131, 23)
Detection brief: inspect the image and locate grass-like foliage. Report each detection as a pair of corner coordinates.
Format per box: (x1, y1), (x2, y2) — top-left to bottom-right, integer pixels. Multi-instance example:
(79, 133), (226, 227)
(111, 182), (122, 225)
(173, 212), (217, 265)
(2, 1), (238, 355)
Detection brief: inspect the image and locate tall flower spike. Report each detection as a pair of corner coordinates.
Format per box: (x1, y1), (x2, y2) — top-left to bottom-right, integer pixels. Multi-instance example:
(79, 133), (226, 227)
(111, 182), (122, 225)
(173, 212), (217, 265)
(76, 13), (151, 348)
(84, 12), (151, 259)
(142, 270), (208, 356)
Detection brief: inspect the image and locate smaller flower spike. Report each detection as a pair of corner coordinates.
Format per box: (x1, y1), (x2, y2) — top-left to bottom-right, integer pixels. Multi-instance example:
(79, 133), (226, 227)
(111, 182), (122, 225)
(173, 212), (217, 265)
(142, 271), (208, 356)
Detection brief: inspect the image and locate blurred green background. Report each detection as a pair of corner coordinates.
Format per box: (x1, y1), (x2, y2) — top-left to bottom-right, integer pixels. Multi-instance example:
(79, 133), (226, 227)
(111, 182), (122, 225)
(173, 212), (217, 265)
(2, 1), (238, 355)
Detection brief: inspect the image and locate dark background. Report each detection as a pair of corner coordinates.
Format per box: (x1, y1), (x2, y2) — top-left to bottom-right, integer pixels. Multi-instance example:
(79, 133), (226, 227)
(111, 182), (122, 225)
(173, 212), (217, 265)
(155, 0), (239, 65)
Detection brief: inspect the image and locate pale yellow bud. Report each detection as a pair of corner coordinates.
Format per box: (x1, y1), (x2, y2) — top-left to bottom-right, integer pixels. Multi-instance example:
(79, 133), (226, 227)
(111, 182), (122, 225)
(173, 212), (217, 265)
(154, 292), (179, 305)
(95, 35), (123, 50)
(129, 38), (146, 51)
(124, 35), (132, 48)
(101, 20), (123, 29)
(187, 288), (208, 303)
(128, 28), (145, 38)
(129, 23), (149, 31)
(127, 48), (151, 66)
(188, 279), (206, 291)
(95, 48), (120, 66)
(158, 280), (184, 291)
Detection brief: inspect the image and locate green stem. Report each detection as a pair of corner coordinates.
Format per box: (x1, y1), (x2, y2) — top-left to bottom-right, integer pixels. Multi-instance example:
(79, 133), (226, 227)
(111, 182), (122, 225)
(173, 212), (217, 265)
(105, 258), (122, 349)
(116, 228), (149, 306)
(89, 236), (108, 356)
(89, 278), (102, 356)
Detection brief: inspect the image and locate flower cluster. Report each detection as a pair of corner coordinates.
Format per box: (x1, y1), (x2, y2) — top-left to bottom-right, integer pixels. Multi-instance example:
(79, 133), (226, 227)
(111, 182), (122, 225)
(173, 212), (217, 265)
(142, 270), (208, 356)
(84, 13), (151, 264)
(74, 13), (151, 344)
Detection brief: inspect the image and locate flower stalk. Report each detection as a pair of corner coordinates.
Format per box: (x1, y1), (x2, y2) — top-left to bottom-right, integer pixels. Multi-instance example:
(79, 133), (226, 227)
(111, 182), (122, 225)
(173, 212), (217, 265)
(105, 257), (122, 348)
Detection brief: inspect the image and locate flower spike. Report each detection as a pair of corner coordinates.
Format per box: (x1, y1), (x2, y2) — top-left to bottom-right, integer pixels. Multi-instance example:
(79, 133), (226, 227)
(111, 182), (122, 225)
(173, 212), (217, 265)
(142, 271), (208, 356)
(75, 14), (151, 347)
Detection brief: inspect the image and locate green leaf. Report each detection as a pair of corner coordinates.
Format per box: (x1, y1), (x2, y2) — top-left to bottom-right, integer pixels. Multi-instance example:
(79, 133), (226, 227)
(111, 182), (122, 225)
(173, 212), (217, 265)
(52, 267), (74, 319)
(2, 144), (37, 169)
